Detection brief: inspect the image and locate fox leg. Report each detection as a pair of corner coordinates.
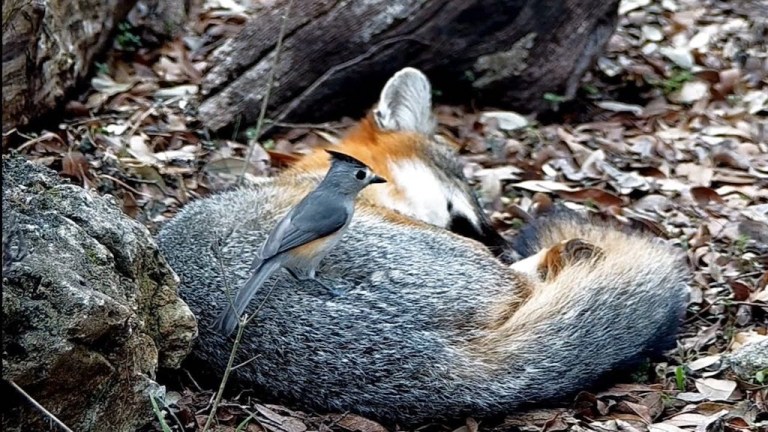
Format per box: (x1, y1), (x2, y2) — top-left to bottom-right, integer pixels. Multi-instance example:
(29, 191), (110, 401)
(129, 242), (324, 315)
(538, 239), (605, 281)
(510, 238), (604, 281)
(509, 248), (552, 279)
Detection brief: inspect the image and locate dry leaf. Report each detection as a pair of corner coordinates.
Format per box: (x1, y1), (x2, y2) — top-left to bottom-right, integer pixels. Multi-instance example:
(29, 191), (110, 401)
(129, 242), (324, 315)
(694, 378), (737, 401)
(479, 111), (529, 131)
(91, 75), (135, 96)
(619, 0), (651, 15)
(328, 414), (388, 432)
(61, 151), (91, 181)
(676, 392), (708, 402)
(596, 101), (644, 116)
(558, 188), (624, 209)
(313, 130), (341, 145)
(660, 47), (694, 70)
(121, 191), (140, 219)
(205, 157), (264, 177)
(690, 186), (724, 207)
(154, 146), (198, 162)
(687, 355), (722, 371)
(730, 331), (768, 351)
(510, 180), (575, 193)
(154, 84), (199, 98)
(649, 423), (688, 432)
(665, 413), (711, 427)
(127, 135), (157, 165)
(669, 81), (710, 104)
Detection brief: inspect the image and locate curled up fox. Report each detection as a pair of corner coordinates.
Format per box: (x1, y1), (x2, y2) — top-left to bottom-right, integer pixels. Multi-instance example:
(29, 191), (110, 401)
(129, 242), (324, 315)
(157, 68), (690, 425)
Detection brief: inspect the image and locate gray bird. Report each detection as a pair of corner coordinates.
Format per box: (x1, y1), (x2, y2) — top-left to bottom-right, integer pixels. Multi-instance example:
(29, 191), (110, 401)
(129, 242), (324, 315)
(213, 150), (387, 336)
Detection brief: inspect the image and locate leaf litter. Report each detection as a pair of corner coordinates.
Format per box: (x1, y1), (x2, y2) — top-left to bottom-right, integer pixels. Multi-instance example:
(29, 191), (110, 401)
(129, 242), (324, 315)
(4, 0), (767, 430)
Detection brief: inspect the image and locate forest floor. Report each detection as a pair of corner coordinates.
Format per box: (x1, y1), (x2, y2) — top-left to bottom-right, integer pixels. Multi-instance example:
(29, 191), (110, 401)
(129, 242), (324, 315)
(5, 0), (767, 431)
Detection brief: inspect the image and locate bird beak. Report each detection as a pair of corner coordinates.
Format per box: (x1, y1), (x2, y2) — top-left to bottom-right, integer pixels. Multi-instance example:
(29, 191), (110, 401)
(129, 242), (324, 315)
(370, 174), (387, 184)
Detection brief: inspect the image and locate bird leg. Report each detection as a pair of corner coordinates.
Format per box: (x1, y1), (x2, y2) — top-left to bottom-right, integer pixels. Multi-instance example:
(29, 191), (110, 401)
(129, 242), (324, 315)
(285, 268), (344, 297)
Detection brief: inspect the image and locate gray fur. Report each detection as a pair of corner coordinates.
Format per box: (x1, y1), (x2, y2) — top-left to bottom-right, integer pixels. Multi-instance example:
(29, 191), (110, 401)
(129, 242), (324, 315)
(157, 183), (689, 424)
(156, 68), (690, 424)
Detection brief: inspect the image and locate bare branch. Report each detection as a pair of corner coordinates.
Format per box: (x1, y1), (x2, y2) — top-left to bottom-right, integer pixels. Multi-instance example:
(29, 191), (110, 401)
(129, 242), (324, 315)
(8, 381), (74, 432)
(237, 0), (295, 186)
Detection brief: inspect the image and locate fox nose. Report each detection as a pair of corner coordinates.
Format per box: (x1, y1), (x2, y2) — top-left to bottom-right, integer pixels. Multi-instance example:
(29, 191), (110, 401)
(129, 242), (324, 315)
(370, 174), (387, 184)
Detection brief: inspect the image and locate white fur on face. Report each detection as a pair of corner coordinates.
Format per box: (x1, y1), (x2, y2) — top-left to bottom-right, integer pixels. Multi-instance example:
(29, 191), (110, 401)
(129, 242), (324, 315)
(376, 159), (480, 229)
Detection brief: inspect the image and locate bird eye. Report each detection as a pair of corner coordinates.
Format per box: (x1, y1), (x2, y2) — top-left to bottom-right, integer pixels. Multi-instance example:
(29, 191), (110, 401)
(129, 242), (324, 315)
(355, 170), (366, 180)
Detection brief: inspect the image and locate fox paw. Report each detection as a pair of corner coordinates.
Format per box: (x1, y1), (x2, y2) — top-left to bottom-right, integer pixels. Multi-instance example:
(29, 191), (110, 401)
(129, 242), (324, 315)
(539, 239), (605, 281)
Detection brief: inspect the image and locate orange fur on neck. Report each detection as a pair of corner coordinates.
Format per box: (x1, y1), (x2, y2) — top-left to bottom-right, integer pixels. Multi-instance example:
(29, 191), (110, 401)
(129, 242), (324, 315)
(287, 115), (425, 182)
(285, 115), (430, 221)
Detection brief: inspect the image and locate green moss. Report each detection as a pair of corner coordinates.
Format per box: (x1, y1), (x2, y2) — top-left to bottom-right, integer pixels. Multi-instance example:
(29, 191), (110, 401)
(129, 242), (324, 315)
(84, 247), (100, 266)
(44, 188), (62, 199)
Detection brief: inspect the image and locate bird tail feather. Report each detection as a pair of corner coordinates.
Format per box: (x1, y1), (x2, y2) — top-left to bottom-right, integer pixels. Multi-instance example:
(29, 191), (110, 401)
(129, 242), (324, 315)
(213, 258), (282, 336)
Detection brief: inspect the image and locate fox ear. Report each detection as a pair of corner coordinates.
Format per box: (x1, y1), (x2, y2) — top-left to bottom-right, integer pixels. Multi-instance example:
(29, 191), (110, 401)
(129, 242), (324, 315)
(374, 67), (434, 134)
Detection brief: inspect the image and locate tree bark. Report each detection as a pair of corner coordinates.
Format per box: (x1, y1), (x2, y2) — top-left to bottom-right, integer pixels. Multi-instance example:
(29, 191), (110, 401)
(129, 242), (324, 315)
(2, 0), (136, 133)
(199, 0), (620, 132)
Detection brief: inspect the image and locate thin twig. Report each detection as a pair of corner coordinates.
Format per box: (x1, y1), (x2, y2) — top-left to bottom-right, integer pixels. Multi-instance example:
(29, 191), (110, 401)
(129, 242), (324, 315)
(683, 301), (716, 325)
(231, 354), (262, 371)
(16, 131), (67, 152)
(235, 409), (260, 432)
(202, 224), (266, 431)
(163, 400), (185, 431)
(8, 380), (74, 432)
(201, 279), (278, 432)
(98, 174), (154, 198)
(212, 231), (243, 329)
(2, 127), (18, 137)
(237, 0), (294, 186)
(244, 278), (280, 327)
(232, 115), (242, 142)
(730, 300), (768, 307)
(269, 121), (343, 133)
(707, 270), (764, 289)
(65, 114), (125, 127)
(126, 106), (157, 139)
(183, 368), (204, 392)
(201, 313), (248, 432)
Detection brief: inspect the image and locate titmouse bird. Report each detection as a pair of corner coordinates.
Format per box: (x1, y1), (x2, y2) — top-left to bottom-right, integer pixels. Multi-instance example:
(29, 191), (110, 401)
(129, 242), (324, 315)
(213, 150), (387, 336)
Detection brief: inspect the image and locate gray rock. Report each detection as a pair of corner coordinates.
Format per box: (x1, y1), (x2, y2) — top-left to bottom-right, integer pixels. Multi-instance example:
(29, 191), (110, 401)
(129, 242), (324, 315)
(726, 340), (768, 381)
(1, 155), (197, 432)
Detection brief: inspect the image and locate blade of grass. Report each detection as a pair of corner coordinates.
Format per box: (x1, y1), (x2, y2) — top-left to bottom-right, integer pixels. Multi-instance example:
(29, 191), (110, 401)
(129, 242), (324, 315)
(150, 395), (173, 432)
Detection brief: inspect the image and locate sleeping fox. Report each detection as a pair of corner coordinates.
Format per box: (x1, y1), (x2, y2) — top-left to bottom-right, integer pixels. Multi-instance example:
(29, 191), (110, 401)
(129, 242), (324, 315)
(156, 68), (689, 425)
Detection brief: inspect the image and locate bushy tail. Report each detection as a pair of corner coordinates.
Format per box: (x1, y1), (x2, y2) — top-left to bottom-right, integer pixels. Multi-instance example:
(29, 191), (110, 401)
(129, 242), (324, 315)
(213, 258), (282, 336)
(474, 210), (691, 403)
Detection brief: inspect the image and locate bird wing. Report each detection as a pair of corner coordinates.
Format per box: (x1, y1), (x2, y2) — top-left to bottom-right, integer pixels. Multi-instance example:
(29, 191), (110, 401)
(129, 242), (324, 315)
(260, 198), (350, 259)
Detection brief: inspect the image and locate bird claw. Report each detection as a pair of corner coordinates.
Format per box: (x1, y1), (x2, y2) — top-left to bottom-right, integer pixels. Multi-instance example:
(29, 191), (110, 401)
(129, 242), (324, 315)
(313, 278), (345, 298)
(286, 269), (344, 297)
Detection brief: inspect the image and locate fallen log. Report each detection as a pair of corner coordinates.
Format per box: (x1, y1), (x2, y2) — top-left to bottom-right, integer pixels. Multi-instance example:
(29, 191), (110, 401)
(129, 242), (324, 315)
(2, 0), (136, 133)
(199, 0), (620, 132)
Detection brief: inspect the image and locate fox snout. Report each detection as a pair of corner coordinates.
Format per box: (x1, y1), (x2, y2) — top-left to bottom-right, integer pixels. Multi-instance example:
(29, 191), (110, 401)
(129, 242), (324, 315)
(449, 213), (510, 256)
